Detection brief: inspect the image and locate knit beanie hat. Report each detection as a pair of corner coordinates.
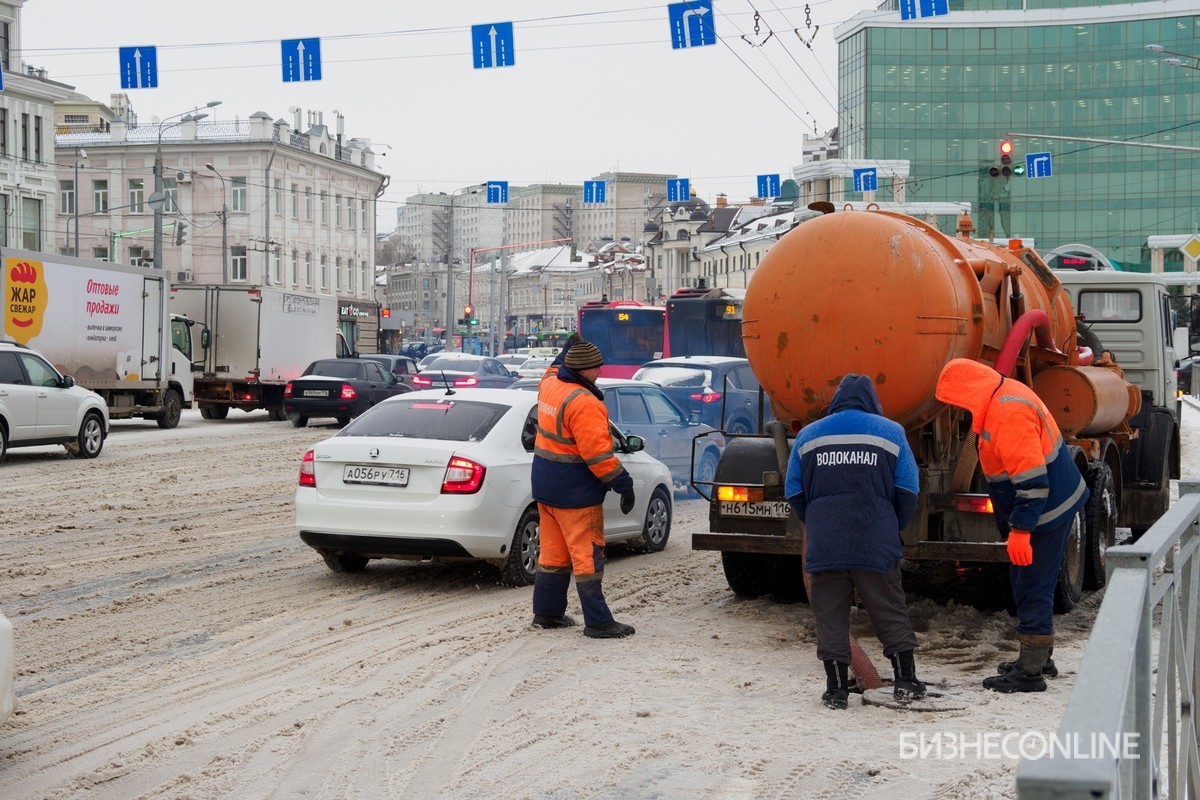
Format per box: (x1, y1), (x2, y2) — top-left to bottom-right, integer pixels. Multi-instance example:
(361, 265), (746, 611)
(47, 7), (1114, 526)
(564, 341), (604, 371)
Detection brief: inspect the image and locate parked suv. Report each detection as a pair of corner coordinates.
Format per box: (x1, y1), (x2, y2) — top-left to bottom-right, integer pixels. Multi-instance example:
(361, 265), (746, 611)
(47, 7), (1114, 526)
(632, 356), (773, 434)
(361, 353), (420, 388)
(0, 342), (110, 463)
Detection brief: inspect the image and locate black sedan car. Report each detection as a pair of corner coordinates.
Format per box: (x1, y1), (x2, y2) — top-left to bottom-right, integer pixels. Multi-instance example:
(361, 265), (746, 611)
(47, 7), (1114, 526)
(410, 354), (516, 389)
(284, 358), (412, 428)
(632, 356), (773, 434)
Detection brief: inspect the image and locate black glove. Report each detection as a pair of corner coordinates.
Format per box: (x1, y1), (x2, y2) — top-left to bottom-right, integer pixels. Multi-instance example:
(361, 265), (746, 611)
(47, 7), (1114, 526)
(620, 489), (636, 515)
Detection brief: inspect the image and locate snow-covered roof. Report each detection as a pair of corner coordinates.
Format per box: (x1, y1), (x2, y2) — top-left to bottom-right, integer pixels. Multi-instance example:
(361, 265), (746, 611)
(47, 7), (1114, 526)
(699, 208), (821, 253)
(489, 245), (596, 275)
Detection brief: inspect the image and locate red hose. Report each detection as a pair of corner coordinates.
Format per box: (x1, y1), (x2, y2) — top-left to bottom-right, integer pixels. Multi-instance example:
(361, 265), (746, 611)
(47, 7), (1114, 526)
(995, 310), (1055, 377)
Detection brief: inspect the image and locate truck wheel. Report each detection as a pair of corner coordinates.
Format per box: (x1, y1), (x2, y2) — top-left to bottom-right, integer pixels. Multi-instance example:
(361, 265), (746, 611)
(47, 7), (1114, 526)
(73, 412), (106, 459)
(155, 389), (183, 430)
(770, 555), (808, 603)
(199, 404), (214, 420)
(1054, 510), (1086, 613)
(267, 406), (287, 421)
(1129, 453), (1171, 542)
(640, 487), (672, 552)
(1084, 463), (1117, 590)
(721, 551), (776, 598)
(321, 550), (369, 573)
(289, 412), (309, 428)
(500, 506), (539, 586)
(207, 405), (229, 420)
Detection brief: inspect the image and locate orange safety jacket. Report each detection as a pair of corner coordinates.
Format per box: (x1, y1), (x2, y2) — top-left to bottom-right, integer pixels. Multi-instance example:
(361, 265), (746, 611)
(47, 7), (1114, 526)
(532, 366), (633, 508)
(936, 358), (1089, 534)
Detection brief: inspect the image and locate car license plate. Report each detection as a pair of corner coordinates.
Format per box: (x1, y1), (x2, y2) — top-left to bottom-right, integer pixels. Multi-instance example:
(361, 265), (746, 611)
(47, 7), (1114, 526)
(343, 465), (410, 487)
(719, 500), (791, 519)
(303, 389), (327, 397)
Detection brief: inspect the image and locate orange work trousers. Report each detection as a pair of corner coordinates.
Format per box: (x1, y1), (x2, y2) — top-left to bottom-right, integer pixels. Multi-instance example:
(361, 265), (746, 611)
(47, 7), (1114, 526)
(537, 503), (606, 578)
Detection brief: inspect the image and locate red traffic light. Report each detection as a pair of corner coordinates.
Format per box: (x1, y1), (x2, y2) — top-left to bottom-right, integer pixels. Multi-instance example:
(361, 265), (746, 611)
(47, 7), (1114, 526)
(463, 304), (473, 316)
(999, 139), (1014, 156)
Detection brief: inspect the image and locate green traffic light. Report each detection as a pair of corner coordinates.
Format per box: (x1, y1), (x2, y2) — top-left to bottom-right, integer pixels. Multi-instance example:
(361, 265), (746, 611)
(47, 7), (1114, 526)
(1013, 165), (1026, 176)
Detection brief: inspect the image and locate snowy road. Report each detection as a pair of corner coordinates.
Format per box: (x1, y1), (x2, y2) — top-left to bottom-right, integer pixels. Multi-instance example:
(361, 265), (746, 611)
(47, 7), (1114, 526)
(1, 406), (1196, 799)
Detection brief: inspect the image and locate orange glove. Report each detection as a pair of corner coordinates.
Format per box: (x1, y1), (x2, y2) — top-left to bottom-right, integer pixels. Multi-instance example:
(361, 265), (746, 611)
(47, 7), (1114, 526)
(1007, 530), (1033, 567)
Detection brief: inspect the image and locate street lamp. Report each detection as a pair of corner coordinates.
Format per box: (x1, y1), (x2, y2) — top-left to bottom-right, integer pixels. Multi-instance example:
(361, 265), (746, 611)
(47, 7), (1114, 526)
(1145, 44), (1200, 72)
(205, 163), (230, 283)
(444, 184), (483, 350)
(73, 148), (87, 256)
(152, 100), (221, 272)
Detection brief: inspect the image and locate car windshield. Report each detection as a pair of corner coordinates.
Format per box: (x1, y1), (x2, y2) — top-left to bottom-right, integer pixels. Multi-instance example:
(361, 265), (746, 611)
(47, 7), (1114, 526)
(521, 358), (554, 369)
(424, 357), (481, 372)
(307, 361), (362, 379)
(341, 399), (511, 441)
(633, 365), (713, 388)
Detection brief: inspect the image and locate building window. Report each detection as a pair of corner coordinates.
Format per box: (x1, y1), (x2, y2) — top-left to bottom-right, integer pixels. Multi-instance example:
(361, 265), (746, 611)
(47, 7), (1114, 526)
(320, 191), (328, 224)
(272, 249), (281, 283)
(33, 116), (42, 163)
(360, 200), (368, 231)
(290, 184), (298, 218)
(360, 260), (367, 294)
(92, 246), (108, 261)
(128, 179), (145, 212)
(20, 197), (40, 250)
(320, 254), (327, 288)
(59, 180), (75, 214)
(93, 180), (108, 212)
(232, 177), (247, 212)
(348, 201), (356, 230)
(335, 256), (342, 290)
(231, 245), (248, 281)
(305, 188), (313, 220)
(0, 109), (7, 156)
(62, 113), (89, 125)
(290, 249), (299, 285)
(20, 112), (27, 160)
(163, 177), (178, 212)
(273, 178), (282, 214)
(305, 251), (313, 287)
(334, 195), (342, 227)
(0, 22), (10, 71)
(932, 28), (947, 50)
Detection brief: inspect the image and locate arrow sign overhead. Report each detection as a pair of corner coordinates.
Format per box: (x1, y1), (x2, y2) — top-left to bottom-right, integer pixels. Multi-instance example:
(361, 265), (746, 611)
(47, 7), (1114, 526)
(119, 46), (158, 89)
(471, 22), (515, 69)
(281, 38), (322, 82)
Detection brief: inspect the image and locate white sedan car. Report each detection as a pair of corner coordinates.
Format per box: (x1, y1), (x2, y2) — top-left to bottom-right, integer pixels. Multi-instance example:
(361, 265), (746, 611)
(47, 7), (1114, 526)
(0, 610), (13, 725)
(295, 388), (674, 585)
(514, 357), (556, 379)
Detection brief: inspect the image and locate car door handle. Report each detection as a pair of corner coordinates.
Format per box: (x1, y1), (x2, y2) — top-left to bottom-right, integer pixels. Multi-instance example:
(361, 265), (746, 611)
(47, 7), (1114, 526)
(37, 391), (49, 398)
(658, 431), (670, 437)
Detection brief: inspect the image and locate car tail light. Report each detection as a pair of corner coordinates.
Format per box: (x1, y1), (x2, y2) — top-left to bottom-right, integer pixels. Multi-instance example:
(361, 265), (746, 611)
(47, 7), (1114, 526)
(340, 384), (357, 400)
(454, 376), (479, 387)
(284, 382), (294, 398)
(412, 375), (433, 387)
(954, 495), (993, 514)
(690, 391), (722, 404)
(441, 456), (486, 494)
(717, 485), (764, 502)
(299, 449), (316, 487)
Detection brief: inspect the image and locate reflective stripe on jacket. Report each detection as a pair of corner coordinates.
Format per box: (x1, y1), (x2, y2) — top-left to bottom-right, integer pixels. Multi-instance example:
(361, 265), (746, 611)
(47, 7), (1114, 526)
(532, 366), (632, 508)
(936, 358), (1089, 534)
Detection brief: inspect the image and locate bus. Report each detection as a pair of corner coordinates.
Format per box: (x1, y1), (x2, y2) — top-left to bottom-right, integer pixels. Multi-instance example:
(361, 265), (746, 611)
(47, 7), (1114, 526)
(665, 285), (746, 358)
(526, 329), (572, 350)
(578, 300), (667, 378)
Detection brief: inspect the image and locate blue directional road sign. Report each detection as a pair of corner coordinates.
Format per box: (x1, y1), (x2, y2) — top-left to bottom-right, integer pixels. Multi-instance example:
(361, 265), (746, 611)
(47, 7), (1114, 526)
(282, 38), (322, 82)
(472, 22), (515, 69)
(583, 181), (607, 204)
(757, 174), (781, 199)
(486, 181), (509, 204)
(667, 178), (690, 203)
(900, 0), (948, 21)
(1026, 152), (1053, 179)
(668, 0), (716, 50)
(853, 168), (878, 193)
(119, 46), (158, 89)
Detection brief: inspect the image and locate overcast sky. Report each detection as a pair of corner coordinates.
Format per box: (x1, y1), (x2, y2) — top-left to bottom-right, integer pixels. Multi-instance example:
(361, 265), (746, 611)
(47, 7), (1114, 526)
(24, 0), (880, 227)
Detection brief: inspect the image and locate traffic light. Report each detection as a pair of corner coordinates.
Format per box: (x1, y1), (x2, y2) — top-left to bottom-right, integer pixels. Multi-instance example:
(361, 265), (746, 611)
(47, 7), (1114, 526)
(997, 139), (1025, 177)
(463, 304), (475, 327)
(173, 221), (188, 246)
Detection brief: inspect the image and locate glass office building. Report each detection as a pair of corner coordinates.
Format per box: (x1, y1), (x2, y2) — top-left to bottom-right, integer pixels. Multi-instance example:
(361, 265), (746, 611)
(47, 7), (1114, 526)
(837, 0), (1199, 270)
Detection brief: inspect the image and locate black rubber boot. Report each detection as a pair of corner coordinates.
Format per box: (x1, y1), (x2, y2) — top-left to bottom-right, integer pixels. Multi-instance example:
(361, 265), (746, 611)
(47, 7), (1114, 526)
(531, 570), (574, 630)
(822, 660), (850, 710)
(577, 579), (635, 639)
(984, 644), (1050, 693)
(531, 614), (577, 629)
(890, 650), (927, 701)
(998, 647), (1058, 678)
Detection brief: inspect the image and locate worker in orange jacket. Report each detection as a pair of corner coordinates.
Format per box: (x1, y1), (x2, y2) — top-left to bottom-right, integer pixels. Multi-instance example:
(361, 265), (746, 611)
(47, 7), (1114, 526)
(936, 358), (1089, 692)
(530, 336), (636, 639)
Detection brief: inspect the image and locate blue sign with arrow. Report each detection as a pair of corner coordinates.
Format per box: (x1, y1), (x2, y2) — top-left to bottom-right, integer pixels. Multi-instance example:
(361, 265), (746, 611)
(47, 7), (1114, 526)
(1026, 152), (1053, 179)
(119, 46), (158, 89)
(668, 0), (716, 49)
(667, 178), (690, 203)
(583, 181), (606, 204)
(900, 0), (948, 21)
(853, 168), (878, 193)
(282, 38), (322, 82)
(486, 181), (509, 204)
(472, 22), (515, 69)
(757, 174), (781, 199)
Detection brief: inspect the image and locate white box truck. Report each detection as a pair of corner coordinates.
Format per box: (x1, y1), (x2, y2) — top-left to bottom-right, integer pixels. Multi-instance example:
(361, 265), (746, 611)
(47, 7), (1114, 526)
(170, 285), (339, 420)
(1, 248), (193, 428)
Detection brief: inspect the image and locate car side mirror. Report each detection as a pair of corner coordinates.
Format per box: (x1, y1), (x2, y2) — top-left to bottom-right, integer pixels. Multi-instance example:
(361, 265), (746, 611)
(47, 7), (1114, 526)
(689, 411), (702, 425)
(625, 434), (645, 453)
(61, 375), (75, 388)
(200, 329), (211, 349)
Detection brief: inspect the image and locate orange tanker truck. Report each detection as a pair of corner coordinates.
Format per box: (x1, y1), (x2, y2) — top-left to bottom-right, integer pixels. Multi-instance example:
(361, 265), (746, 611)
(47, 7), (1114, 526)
(695, 206), (1185, 611)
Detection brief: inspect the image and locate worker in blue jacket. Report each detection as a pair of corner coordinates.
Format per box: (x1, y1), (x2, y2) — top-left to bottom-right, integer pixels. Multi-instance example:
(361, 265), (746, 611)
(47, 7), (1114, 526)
(785, 374), (923, 709)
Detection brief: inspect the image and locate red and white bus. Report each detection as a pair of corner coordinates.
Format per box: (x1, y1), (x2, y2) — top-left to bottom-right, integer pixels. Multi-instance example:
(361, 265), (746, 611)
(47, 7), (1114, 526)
(577, 300), (667, 379)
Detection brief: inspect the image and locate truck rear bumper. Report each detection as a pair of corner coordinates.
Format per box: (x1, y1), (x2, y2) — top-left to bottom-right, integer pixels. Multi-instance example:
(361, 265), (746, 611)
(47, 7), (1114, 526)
(694, 533), (1010, 562)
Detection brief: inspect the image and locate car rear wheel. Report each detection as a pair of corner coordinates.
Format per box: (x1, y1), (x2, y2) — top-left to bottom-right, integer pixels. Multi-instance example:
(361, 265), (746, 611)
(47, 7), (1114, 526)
(501, 506), (539, 587)
(322, 550), (369, 573)
(687, 449), (719, 498)
(641, 487), (672, 552)
(289, 412), (309, 428)
(0, 423), (7, 465)
(336, 416), (352, 427)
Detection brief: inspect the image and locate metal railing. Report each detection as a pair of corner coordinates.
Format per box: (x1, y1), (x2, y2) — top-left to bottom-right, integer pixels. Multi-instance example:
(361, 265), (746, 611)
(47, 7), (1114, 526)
(1018, 481), (1200, 799)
